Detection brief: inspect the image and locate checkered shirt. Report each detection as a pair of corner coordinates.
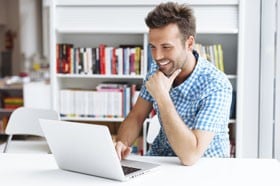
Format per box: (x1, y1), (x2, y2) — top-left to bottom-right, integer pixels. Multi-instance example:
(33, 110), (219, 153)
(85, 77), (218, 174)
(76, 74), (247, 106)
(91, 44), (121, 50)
(139, 55), (232, 157)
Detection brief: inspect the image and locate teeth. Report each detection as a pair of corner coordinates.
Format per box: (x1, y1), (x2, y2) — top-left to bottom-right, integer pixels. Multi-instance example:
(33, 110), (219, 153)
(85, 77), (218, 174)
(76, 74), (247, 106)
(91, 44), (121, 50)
(159, 60), (169, 66)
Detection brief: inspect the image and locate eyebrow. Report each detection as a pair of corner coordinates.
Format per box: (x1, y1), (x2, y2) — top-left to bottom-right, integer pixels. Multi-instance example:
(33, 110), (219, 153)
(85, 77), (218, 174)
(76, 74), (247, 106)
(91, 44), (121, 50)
(148, 43), (173, 47)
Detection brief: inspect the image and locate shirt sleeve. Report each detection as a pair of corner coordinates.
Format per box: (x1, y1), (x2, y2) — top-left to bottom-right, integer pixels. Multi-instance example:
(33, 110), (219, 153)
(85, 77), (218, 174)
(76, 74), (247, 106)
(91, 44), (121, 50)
(193, 81), (233, 132)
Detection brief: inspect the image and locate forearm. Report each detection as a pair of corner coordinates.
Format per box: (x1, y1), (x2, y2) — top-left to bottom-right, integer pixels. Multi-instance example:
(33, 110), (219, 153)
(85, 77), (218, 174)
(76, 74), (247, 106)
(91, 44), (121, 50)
(115, 97), (152, 160)
(156, 94), (200, 164)
(116, 112), (143, 147)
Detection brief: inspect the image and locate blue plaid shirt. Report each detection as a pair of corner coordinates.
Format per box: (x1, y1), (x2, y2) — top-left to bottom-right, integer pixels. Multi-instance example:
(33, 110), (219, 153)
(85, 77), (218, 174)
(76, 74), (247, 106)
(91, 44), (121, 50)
(140, 53), (232, 157)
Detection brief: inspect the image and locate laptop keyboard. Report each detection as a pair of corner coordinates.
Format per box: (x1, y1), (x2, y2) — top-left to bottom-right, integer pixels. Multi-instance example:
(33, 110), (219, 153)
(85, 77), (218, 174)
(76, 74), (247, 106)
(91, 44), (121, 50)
(122, 165), (141, 175)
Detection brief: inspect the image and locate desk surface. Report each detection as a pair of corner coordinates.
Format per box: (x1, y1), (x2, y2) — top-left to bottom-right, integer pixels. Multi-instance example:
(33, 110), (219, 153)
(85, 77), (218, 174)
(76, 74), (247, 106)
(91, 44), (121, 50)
(0, 153), (279, 186)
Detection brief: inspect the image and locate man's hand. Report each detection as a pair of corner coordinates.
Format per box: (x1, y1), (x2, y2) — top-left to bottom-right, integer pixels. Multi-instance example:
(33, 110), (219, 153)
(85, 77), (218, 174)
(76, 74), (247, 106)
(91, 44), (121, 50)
(146, 69), (181, 99)
(115, 141), (131, 160)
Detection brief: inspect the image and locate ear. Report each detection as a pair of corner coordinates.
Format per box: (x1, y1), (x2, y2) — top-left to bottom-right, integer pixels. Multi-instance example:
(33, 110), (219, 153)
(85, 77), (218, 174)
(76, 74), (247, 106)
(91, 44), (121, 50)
(185, 35), (195, 50)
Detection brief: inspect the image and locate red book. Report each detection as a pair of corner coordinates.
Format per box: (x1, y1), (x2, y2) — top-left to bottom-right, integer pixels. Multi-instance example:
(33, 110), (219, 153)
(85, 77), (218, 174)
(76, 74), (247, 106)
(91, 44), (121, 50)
(111, 48), (117, 74)
(99, 44), (106, 74)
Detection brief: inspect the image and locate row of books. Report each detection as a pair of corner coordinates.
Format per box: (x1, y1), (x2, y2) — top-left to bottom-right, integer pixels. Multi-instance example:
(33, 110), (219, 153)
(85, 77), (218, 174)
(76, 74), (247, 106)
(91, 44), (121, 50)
(56, 43), (225, 75)
(2, 97), (23, 109)
(195, 43), (224, 72)
(56, 44), (144, 75)
(59, 84), (139, 118)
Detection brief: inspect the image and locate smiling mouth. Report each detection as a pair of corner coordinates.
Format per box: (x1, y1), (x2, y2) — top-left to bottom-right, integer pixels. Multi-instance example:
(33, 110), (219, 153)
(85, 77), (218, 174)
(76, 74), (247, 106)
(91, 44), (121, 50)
(158, 60), (170, 67)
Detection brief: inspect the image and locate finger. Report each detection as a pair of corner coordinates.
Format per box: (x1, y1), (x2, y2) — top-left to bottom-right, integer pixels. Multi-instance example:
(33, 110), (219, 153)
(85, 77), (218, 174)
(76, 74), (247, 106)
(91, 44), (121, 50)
(115, 142), (122, 160)
(122, 147), (131, 159)
(169, 69), (181, 82)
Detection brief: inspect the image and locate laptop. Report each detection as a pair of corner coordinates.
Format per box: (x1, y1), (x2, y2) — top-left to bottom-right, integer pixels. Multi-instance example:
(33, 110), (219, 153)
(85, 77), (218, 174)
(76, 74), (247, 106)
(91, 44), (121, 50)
(39, 119), (160, 181)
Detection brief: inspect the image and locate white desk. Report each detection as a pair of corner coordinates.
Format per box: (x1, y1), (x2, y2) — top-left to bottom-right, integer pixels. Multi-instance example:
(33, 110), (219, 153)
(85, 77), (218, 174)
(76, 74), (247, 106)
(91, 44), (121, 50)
(0, 153), (279, 186)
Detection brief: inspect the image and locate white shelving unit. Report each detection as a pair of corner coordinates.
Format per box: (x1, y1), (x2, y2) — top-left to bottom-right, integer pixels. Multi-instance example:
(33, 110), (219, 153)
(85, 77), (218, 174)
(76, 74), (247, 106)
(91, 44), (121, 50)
(48, 0), (261, 158)
(53, 32), (148, 121)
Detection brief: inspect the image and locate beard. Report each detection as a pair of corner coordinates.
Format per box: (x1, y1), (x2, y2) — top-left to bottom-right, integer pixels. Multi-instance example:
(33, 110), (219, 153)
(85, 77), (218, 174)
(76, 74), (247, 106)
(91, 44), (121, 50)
(161, 68), (177, 77)
(157, 59), (187, 77)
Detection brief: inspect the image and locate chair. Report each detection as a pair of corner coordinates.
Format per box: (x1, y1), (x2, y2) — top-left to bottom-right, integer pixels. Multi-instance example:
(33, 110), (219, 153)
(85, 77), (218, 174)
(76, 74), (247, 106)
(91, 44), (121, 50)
(23, 81), (52, 109)
(3, 107), (60, 153)
(143, 115), (161, 154)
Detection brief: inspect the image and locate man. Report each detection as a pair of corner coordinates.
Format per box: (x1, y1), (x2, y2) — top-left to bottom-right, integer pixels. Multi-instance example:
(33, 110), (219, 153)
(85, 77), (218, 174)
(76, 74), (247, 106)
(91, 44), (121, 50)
(115, 2), (232, 165)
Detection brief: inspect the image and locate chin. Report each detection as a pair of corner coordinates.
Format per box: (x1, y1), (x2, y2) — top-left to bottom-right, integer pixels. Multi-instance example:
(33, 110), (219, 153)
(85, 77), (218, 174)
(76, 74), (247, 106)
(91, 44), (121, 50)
(164, 72), (173, 77)
(166, 69), (177, 77)
(159, 69), (169, 77)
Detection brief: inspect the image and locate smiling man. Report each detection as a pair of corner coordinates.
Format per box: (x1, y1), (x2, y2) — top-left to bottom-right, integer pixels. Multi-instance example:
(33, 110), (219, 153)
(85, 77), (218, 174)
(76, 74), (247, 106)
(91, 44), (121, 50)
(115, 2), (233, 166)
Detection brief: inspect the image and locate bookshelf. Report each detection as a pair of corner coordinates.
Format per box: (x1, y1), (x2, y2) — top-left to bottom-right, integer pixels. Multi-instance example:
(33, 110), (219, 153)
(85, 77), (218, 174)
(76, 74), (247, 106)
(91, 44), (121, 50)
(0, 83), (23, 134)
(54, 32), (147, 121)
(48, 0), (261, 158)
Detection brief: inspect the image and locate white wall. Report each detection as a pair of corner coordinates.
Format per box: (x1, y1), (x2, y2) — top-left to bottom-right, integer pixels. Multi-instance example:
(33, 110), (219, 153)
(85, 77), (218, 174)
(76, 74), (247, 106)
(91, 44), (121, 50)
(0, 0), (43, 76)
(0, 0), (7, 51)
(259, 0), (276, 158)
(235, 0), (261, 158)
(19, 0), (42, 73)
(275, 0), (280, 160)
(7, 0), (20, 75)
(259, 0), (280, 160)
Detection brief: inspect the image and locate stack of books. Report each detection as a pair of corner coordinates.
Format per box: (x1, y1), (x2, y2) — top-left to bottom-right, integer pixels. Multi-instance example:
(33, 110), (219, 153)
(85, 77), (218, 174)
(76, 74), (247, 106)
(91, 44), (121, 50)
(195, 43), (224, 72)
(3, 97), (23, 109)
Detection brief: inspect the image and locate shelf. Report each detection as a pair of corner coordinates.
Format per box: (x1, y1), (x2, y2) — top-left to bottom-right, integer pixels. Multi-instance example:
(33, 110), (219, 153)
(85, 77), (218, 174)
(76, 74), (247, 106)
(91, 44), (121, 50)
(229, 119), (236, 124)
(227, 74), (237, 79)
(58, 73), (235, 80)
(0, 108), (15, 113)
(56, 28), (239, 35)
(56, 74), (145, 80)
(54, 2), (238, 35)
(0, 108), (15, 119)
(56, 28), (148, 34)
(197, 29), (238, 34)
(0, 82), (23, 113)
(56, 74), (144, 90)
(0, 85), (22, 91)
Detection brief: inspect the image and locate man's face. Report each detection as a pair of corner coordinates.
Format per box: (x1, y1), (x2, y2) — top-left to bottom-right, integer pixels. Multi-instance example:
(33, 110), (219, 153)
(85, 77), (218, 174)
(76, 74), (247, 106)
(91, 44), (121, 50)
(149, 23), (191, 77)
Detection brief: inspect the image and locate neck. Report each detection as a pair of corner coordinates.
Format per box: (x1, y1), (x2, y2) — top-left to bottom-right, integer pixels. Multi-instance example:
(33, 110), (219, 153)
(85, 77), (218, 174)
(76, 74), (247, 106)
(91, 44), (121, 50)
(173, 54), (197, 87)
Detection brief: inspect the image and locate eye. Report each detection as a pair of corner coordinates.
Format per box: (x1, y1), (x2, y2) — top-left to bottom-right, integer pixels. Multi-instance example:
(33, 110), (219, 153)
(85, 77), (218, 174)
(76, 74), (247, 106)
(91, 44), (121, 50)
(162, 45), (172, 50)
(149, 44), (155, 49)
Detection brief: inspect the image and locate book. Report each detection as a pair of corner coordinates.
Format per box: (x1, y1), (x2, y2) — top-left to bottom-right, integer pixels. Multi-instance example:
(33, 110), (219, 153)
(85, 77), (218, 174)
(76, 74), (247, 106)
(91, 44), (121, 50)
(217, 44), (224, 72)
(3, 97), (23, 109)
(56, 44), (73, 74)
(99, 44), (106, 74)
(195, 43), (225, 72)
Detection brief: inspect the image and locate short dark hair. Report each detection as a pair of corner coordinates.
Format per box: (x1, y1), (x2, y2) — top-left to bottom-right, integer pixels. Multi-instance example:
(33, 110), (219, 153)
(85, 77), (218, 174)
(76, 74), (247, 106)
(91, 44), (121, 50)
(145, 2), (196, 43)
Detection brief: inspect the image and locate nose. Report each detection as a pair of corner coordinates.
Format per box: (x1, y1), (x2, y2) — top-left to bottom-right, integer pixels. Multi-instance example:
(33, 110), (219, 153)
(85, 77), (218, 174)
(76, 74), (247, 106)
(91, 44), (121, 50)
(152, 48), (164, 61)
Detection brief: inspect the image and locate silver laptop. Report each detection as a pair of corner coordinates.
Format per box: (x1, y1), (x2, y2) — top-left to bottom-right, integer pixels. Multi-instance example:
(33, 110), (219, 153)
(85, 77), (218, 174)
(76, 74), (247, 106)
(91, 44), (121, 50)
(39, 119), (160, 181)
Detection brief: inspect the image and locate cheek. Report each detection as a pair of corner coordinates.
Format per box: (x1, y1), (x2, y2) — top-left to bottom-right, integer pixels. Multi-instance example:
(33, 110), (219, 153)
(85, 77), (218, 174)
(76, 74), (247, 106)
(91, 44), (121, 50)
(173, 51), (184, 61)
(173, 52), (188, 67)
(165, 50), (178, 60)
